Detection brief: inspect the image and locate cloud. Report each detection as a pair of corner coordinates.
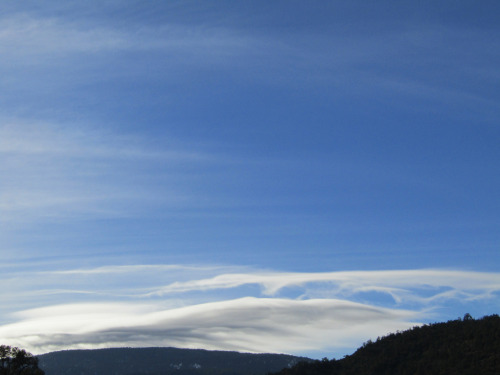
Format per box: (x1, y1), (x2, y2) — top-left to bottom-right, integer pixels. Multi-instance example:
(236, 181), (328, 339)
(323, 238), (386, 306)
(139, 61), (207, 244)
(5, 265), (500, 309)
(0, 265), (498, 356)
(0, 121), (205, 161)
(145, 269), (500, 304)
(0, 122), (208, 224)
(1, 8), (497, 128)
(0, 13), (261, 66)
(0, 298), (419, 356)
(0, 15), (128, 56)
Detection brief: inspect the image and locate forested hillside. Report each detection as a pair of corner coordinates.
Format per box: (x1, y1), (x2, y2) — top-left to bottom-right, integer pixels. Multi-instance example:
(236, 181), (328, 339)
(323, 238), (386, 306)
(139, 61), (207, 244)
(270, 314), (500, 375)
(38, 347), (309, 375)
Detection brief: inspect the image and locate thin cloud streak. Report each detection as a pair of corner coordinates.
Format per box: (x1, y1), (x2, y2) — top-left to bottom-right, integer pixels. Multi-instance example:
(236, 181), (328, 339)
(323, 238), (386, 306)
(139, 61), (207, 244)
(0, 122), (206, 160)
(2, 9), (495, 109)
(0, 122), (211, 224)
(49, 264), (232, 275)
(0, 14), (263, 66)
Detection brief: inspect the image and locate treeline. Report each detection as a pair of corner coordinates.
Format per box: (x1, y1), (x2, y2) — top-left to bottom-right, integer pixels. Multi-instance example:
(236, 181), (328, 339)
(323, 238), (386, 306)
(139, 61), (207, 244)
(0, 345), (45, 375)
(270, 314), (500, 375)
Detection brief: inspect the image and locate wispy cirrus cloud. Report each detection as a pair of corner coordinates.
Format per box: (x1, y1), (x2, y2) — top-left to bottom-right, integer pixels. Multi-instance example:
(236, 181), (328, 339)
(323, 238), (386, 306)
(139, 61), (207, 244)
(0, 122), (206, 161)
(2, 9), (496, 105)
(0, 122), (209, 224)
(0, 15), (128, 57)
(0, 13), (263, 67)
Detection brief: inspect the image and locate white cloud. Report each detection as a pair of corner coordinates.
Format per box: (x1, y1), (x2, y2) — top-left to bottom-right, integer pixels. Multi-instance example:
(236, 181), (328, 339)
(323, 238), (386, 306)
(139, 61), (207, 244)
(0, 298), (419, 356)
(0, 265), (498, 356)
(145, 269), (500, 304)
(5, 265), (499, 308)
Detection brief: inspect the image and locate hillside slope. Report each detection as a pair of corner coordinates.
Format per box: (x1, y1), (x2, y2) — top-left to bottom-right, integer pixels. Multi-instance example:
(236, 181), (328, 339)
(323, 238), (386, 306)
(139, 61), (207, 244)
(271, 314), (500, 375)
(38, 347), (309, 375)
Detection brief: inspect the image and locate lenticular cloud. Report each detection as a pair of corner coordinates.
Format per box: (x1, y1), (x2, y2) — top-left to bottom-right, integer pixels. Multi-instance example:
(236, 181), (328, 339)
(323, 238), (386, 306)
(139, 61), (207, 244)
(0, 298), (418, 355)
(0, 265), (499, 356)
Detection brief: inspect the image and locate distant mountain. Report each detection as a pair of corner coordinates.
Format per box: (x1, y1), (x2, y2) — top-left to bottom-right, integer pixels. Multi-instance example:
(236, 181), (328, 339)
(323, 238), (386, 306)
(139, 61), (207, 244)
(270, 314), (500, 375)
(38, 347), (310, 375)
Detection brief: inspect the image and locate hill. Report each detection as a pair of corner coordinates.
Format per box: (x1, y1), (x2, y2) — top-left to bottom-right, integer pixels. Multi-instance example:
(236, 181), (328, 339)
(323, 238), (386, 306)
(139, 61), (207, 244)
(270, 314), (500, 375)
(37, 347), (310, 375)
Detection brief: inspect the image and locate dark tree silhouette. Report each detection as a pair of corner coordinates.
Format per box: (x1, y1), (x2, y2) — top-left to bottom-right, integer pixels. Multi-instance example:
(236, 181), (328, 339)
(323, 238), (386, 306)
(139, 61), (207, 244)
(270, 314), (500, 375)
(0, 345), (44, 375)
(463, 312), (474, 321)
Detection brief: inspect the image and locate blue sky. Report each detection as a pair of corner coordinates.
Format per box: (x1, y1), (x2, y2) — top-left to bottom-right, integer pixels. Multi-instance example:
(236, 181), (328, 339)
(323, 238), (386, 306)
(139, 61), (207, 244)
(0, 0), (499, 359)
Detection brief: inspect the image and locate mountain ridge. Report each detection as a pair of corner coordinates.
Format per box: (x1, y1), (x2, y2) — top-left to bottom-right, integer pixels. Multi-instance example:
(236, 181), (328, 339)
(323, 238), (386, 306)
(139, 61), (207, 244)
(38, 346), (311, 375)
(37, 314), (500, 375)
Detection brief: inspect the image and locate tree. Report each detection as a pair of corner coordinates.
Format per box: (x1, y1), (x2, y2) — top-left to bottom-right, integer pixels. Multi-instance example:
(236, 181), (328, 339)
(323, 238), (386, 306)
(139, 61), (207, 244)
(463, 313), (474, 321)
(0, 345), (44, 375)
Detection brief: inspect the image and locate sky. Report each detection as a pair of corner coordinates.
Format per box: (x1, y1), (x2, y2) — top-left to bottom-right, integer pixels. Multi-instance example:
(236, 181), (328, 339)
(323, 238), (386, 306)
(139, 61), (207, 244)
(0, 0), (499, 359)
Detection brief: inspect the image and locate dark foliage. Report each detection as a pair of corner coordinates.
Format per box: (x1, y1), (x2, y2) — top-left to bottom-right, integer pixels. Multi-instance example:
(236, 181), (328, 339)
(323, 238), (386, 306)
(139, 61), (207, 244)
(0, 345), (45, 375)
(38, 347), (310, 375)
(270, 314), (500, 375)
